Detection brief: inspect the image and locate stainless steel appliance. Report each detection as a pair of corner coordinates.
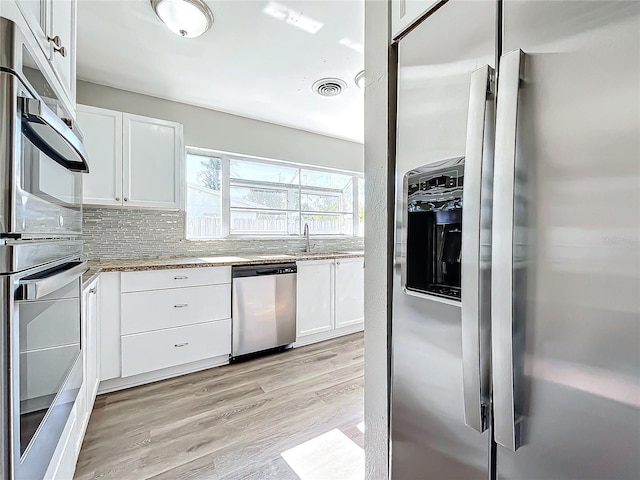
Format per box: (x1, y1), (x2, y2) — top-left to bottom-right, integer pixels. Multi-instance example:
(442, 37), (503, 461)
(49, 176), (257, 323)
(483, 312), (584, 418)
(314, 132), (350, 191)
(1, 240), (86, 480)
(404, 158), (464, 300)
(0, 17), (88, 237)
(1, 16), (89, 480)
(391, 1), (639, 479)
(232, 263), (297, 359)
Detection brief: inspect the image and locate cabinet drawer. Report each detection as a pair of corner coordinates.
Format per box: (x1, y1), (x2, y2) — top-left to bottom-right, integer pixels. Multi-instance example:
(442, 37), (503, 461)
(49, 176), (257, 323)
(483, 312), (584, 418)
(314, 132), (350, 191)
(121, 284), (231, 335)
(121, 319), (231, 377)
(121, 266), (231, 292)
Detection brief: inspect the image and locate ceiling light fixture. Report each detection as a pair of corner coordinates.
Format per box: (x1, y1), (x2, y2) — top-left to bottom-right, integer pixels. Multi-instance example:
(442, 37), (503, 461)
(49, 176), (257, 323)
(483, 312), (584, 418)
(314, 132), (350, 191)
(150, 0), (214, 38)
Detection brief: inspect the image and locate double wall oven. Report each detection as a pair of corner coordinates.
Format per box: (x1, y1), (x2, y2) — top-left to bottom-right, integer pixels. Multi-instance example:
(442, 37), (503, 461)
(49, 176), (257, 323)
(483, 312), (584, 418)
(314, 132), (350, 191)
(1, 17), (89, 480)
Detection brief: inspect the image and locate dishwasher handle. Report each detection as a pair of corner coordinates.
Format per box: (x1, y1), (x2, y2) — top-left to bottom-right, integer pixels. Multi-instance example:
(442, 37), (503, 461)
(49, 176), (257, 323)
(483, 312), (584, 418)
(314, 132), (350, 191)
(232, 263), (297, 278)
(256, 268), (280, 275)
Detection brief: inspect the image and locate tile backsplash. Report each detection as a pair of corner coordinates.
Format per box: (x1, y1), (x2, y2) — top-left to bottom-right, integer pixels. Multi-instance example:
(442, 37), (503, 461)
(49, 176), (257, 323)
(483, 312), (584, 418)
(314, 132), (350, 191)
(83, 207), (364, 260)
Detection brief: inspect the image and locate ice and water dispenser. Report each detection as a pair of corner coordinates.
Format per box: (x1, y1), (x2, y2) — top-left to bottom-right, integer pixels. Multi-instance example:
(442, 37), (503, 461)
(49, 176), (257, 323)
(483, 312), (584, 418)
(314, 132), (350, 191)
(404, 157), (464, 301)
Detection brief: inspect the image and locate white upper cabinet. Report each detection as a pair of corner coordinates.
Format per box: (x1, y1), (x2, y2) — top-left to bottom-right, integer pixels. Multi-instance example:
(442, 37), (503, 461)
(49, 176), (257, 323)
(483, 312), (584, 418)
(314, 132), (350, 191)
(334, 257), (365, 328)
(296, 260), (334, 337)
(15, 0), (50, 56)
(77, 105), (123, 206)
(14, 0), (76, 104)
(123, 113), (183, 209)
(391, 0), (440, 39)
(48, 0), (76, 102)
(78, 105), (184, 209)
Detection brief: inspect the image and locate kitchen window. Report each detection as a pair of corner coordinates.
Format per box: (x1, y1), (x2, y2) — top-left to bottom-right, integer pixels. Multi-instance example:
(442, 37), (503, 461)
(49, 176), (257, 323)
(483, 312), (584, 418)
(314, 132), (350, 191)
(185, 148), (364, 239)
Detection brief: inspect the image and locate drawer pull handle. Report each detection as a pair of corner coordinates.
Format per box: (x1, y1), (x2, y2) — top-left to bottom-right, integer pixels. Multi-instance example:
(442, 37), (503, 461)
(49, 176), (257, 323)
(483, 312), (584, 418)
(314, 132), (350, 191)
(174, 276), (188, 280)
(174, 342), (189, 347)
(174, 304), (189, 308)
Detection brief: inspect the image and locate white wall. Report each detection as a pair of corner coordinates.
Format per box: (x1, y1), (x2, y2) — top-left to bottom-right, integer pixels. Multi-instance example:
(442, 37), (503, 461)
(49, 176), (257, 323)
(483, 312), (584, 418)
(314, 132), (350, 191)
(364, 0), (391, 478)
(76, 81), (364, 173)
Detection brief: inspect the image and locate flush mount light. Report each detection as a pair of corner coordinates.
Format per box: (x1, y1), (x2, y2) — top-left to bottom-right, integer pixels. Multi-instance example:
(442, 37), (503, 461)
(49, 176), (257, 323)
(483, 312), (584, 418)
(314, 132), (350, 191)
(150, 0), (214, 38)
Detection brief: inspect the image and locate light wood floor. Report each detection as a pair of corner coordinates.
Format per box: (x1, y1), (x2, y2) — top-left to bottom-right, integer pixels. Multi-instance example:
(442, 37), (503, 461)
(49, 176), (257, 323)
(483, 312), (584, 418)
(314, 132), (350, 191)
(74, 333), (364, 480)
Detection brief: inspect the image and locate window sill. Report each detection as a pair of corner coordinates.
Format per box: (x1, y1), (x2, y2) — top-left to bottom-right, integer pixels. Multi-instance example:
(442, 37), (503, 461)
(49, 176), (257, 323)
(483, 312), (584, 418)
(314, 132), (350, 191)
(183, 235), (363, 242)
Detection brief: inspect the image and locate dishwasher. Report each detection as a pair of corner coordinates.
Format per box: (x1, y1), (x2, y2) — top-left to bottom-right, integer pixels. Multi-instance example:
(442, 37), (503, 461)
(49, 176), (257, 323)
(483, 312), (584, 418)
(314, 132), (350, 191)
(231, 263), (297, 360)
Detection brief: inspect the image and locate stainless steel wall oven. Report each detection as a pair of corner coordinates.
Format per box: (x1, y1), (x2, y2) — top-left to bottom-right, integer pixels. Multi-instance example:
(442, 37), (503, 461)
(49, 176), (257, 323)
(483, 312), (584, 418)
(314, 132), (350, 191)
(1, 17), (89, 480)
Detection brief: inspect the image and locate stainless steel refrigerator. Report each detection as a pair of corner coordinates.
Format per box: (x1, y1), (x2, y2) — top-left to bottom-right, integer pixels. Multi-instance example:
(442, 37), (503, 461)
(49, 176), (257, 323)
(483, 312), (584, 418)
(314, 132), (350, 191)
(391, 1), (640, 479)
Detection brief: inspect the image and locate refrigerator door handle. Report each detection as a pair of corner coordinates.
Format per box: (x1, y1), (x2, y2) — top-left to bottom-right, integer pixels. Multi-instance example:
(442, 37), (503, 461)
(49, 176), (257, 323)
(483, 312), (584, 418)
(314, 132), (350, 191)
(491, 48), (525, 451)
(461, 64), (494, 433)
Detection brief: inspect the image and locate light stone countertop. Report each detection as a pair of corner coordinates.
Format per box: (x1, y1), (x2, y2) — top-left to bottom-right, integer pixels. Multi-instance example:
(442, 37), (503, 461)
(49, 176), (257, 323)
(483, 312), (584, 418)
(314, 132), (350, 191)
(82, 251), (364, 290)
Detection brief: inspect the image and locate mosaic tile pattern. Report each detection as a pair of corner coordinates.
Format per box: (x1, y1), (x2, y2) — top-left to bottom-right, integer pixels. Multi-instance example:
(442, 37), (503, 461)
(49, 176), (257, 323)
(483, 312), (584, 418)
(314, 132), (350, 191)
(83, 207), (364, 260)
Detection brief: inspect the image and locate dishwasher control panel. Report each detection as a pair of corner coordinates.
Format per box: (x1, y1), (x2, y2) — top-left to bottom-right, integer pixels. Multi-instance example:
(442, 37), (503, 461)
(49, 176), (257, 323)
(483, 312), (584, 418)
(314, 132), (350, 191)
(279, 266), (296, 274)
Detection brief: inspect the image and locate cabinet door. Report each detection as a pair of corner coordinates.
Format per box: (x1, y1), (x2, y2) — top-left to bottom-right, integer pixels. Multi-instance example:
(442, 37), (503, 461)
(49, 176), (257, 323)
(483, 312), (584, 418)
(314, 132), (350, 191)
(49, 0), (76, 102)
(123, 113), (183, 209)
(391, 0), (440, 38)
(98, 272), (121, 382)
(15, 0), (51, 59)
(84, 279), (99, 406)
(77, 105), (123, 206)
(334, 258), (364, 328)
(296, 260), (334, 337)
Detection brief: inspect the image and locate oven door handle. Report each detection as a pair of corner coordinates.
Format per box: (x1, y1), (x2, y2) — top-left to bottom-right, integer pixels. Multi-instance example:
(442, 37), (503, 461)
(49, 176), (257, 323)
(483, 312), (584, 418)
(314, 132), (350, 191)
(18, 261), (87, 301)
(20, 96), (90, 173)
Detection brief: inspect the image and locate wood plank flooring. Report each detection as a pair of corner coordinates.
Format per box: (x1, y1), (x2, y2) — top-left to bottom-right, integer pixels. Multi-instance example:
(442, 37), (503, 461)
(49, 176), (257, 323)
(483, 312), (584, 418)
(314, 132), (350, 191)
(74, 333), (364, 480)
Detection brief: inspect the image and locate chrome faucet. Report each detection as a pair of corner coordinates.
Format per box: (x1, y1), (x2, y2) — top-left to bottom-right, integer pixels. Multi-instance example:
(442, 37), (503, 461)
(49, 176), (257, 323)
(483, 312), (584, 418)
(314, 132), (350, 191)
(303, 223), (311, 253)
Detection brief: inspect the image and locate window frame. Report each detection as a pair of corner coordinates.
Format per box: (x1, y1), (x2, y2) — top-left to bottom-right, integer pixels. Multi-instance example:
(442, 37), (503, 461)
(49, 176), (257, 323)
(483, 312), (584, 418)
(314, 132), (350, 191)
(185, 147), (363, 240)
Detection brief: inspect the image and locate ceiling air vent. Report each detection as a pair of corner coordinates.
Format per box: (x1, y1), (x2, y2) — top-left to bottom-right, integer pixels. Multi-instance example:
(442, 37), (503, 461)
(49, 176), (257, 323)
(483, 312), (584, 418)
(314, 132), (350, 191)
(312, 78), (347, 97)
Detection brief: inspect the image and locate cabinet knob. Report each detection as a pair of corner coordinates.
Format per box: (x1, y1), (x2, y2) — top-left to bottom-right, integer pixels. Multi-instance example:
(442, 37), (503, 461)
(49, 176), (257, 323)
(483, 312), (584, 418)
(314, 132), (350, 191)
(115, 197), (120, 201)
(54, 45), (67, 57)
(124, 197), (129, 202)
(47, 35), (62, 47)
(47, 36), (67, 57)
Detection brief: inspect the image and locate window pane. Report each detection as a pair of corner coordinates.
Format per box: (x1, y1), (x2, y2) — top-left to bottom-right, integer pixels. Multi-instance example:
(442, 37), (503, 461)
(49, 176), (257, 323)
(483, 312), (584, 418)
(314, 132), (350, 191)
(230, 186), (289, 210)
(187, 154), (221, 191)
(230, 159), (299, 185)
(342, 178), (354, 213)
(301, 169), (352, 189)
(186, 154), (222, 239)
(231, 210), (299, 235)
(300, 192), (340, 212)
(301, 214), (353, 235)
(358, 177), (365, 237)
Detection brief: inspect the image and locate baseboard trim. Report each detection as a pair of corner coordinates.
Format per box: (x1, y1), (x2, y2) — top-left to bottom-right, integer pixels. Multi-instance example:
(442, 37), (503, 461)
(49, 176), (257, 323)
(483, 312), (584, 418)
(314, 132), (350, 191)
(97, 354), (230, 394)
(293, 323), (364, 347)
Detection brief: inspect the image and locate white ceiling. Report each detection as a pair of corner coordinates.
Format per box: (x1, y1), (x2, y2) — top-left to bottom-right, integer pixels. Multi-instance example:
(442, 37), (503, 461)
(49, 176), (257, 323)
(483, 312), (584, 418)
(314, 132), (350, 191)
(76, 0), (364, 143)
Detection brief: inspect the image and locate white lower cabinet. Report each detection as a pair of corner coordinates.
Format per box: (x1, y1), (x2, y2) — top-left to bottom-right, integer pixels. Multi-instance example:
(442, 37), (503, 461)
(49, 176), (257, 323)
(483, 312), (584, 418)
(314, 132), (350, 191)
(121, 284), (231, 335)
(44, 277), (99, 479)
(295, 257), (364, 346)
(84, 278), (100, 408)
(296, 259), (334, 337)
(98, 267), (233, 392)
(334, 258), (365, 328)
(121, 319), (231, 377)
